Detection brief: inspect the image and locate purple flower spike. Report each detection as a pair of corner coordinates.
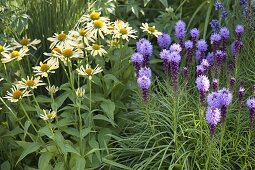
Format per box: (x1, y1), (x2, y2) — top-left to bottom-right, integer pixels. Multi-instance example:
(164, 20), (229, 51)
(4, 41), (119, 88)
(190, 28), (200, 45)
(207, 92), (222, 108)
(216, 50), (225, 66)
(137, 76), (151, 102)
(206, 52), (214, 66)
(175, 20), (186, 51)
(131, 52), (144, 76)
(212, 79), (219, 92)
(214, 1), (224, 10)
(157, 33), (171, 49)
(218, 88), (233, 122)
(196, 65), (205, 76)
(235, 25), (244, 41)
(210, 19), (220, 33)
(238, 87), (245, 105)
(240, 0), (248, 5)
(201, 59), (210, 70)
(139, 67), (152, 78)
(160, 49), (171, 77)
(230, 77), (236, 90)
(182, 67), (188, 86)
(196, 75), (210, 107)
(136, 38), (153, 67)
(197, 39), (208, 52)
(247, 96), (255, 129)
(185, 40), (193, 64)
(170, 43), (182, 53)
(221, 11), (228, 18)
(220, 27), (230, 52)
(206, 106), (221, 137)
(168, 52), (181, 92)
(210, 33), (221, 53)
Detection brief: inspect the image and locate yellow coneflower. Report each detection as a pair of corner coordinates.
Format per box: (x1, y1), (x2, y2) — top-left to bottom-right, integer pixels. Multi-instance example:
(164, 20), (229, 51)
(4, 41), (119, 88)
(69, 29), (95, 47)
(85, 18), (110, 39)
(76, 64), (103, 80)
(39, 109), (57, 121)
(47, 31), (77, 49)
(4, 85), (31, 102)
(1, 48), (29, 63)
(33, 60), (59, 77)
(86, 43), (107, 57)
(113, 20), (137, 41)
(16, 76), (46, 89)
(12, 37), (41, 50)
(79, 11), (109, 24)
(0, 44), (13, 54)
(140, 23), (162, 37)
(55, 47), (83, 65)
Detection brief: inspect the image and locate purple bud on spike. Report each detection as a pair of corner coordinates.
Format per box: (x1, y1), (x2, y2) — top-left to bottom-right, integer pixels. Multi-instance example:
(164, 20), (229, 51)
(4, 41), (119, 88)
(230, 77), (236, 90)
(246, 96), (255, 129)
(238, 87), (245, 105)
(212, 79), (219, 91)
(206, 106), (221, 137)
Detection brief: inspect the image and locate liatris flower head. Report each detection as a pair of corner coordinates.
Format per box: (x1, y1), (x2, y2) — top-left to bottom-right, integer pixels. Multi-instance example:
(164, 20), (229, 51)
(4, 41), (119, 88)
(219, 88), (233, 106)
(220, 27), (230, 38)
(196, 65), (205, 76)
(240, 0), (248, 5)
(215, 50), (225, 65)
(197, 39), (208, 52)
(170, 43), (182, 53)
(206, 106), (221, 137)
(169, 52), (181, 92)
(175, 20), (186, 39)
(185, 40), (193, 64)
(230, 77), (236, 90)
(185, 40), (193, 49)
(196, 75), (210, 107)
(190, 28), (200, 39)
(201, 59), (210, 70)
(207, 92), (222, 108)
(169, 51), (181, 64)
(231, 40), (243, 57)
(131, 52), (144, 76)
(210, 33), (221, 44)
(210, 19), (220, 32)
(137, 76), (151, 102)
(246, 96), (255, 129)
(206, 52), (214, 66)
(235, 25), (244, 34)
(160, 49), (171, 76)
(212, 79), (219, 92)
(238, 86), (245, 105)
(157, 33), (171, 49)
(136, 38), (153, 57)
(221, 11), (228, 18)
(195, 50), (202, 63)
(214, 1), (224, 10)
(139, 67), (152, 78)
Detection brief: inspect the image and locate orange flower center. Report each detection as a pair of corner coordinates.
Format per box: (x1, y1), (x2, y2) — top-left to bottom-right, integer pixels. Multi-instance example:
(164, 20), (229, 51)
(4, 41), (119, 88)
(58, 33), (67, 41)
(26, 80), (35, 87)
(11, 51), (20, 58)
(52, 47), (61, 54)
(79, 29), (87, 36)
(12, 90), (22, 99)
(120, 28), (128, 35)
(85, 68), (93, 75)
(40, 64), (49, 72)
(94, 20), (104, 29)
(90, 12), (100, 20)
(0, 45), (4, 52)
(20, 38), (30, 46)
(148, 26), (155, 33)
(92, 44), (100, 50)
(62, 48), (73, 57)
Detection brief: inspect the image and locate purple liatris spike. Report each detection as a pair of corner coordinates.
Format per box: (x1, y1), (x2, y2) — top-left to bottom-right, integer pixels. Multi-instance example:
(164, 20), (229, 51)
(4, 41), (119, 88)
(231, 40), (244, 57)
(195, 50), (202, 64)
(185, 40), (193, 64)
(197, 39), (208, 60)
(160, 49), (171, 77)
(136, 38), (153, 67)
(218, 88), (233, 122)
(221, 11), (228, 18)
(206, 106), (221, 137)
(220, 27), (230, 52)
(246, 96), (255, 129)
(215, 50), (225, 66)
(139, 67), (152, 78)
(168, 52), (181, 92)
(206, 52), (214, 66)
(137, 76), (151, 102)
(175, 20), (186, 50)
(210, 33), (221, 53)
(182, 67), (188, 85)
(230, 77), (236, 90)
(207, 92), (222, 108)
(212, 79), (219, 92)
(190, 28), (199, 46)
(196, 75), (210, 107)
(131, 52), (144, 76)
(157, 33), (171, 49)
(170, 43), (182, 53)
(235, 25), (244, 40)
(196, 65), (205, 76)
(238, 87), (245, 105)
(201, 59), (210, 70)
(210, 19), (220, 33)
(214, 1), (224, 10)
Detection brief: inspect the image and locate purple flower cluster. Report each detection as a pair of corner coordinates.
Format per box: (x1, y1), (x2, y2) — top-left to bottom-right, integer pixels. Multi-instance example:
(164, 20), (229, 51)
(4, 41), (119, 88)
(175, 20), (186, 52)
(213, 1), (228, 19)
(196, 75), (210, 107)
(136, 38), (153, 67)
(206, 106), (221, 137)
(185, 40), (193, 63)
(137, 76), (151, 102)
(210, 19), (220, 33)
(247, 96), (255, 129)
(157, 33), (171, 49)
(220, 27), (230, 52)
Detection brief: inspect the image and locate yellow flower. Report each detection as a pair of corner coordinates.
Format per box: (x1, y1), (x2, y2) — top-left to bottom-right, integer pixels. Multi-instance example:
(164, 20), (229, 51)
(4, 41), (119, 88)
(69, 29), (95, 47)
(1, 48), (29, 63)
(86, 44), (107, 57)
(55, 47), (83, 65)
(33, 60), (59, 77)
(76, 64), (103, 80)
(140, 23), (162, 37)
(4, 85), (31, 102)
(16, 76), (46, 89)
(40, 109), (57, 121)
(12, 37), (41, 50)
(47, 31), (77, 49)
(79, 11), (109, 25)
(85, 19), (110, 39)
(113, 20), (137, 41)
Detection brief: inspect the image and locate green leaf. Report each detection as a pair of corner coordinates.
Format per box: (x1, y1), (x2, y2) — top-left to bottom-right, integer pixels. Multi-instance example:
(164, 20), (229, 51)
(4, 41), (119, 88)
(36, 95), (51, 103)
(38, 126), (54, 139)
(144, 0), (151, 6)
(16, 142), (42, 165)
(3, 127), (23, 137)
(100, 99), (115, 120)
(52, 92), (70, 110)
(24, 120), (30, 139)
(1, 161), (11, 170)
(38, 153), (52, 170)
(82, 127), (92, 138)
(72, 157), (86, 170)
(53, 162), (65, 170)
(159, 0), (168, 8)
(63, 127), (80, 138)
(102, 158), (131, 170)
(93, 115), (116, 126)
(65, 144), (80, 156)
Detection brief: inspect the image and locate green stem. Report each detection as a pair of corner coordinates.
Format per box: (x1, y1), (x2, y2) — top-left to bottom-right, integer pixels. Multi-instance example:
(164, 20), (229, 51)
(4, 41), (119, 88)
(46, 76), (55, 103)
(244, 130), (252, 167)
(89, 79), (92, 127)
(219, 122), (226, 163)
(20, 101), (38, 134)
(77, 99), (83, 155)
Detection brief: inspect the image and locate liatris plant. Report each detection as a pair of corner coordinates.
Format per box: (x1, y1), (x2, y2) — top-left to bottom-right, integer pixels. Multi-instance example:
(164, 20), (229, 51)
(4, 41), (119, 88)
(160, 49), (171, 77)
(190, 28), (199, 46)
(137, 75), (151, 102)
(175, 20), (186, 51)
(212, 79), (219, 91)
(168, 51), (181, 92)
(201, 59), (210, 71)
(138, 67), (152, 78)
(182, 67), (188, 86)
(185, 40), (193, 64)
(219, 88), (233, 122)
(206, 52), (214, 66)
(210, 33), (221, 53)
(170, 43), (182, 53)
(131, 52), (144, 76)
(210, 19), (220, 33)
(196, 75), (210, 107)
(196, 64), (205, 76)
(207, 92), (222, 109)
(196, 39), (208, 62)
(246, 96), (255, 129)
(206, 106), (221, 137)
(238, 86), (245, 106)
(136, 38), (153, 67)
(219, 27), (230, 52)
(230, 77), (236, 90)
(157, 33), (171, 49)
(234, 25), (244, 57)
